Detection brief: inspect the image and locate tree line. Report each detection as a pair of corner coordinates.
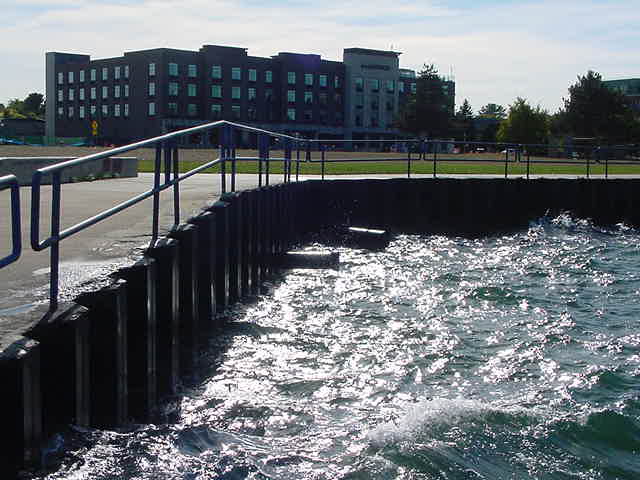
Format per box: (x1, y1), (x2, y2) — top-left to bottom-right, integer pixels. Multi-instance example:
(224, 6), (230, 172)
(0, 93), (45, 119)
(398, 67), (640, 146)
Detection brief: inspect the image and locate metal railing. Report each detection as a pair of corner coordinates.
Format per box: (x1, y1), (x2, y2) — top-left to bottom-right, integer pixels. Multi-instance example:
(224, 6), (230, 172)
(2, 119), (640, 312)
(0, 174), (21, 268)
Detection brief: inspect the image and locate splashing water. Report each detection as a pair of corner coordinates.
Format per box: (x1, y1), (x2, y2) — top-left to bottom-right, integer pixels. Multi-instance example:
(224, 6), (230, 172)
(27, 214), (640, 479)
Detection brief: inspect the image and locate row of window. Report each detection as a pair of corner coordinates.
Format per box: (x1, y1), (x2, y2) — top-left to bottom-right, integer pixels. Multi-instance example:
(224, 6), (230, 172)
(58, 66), (130, 85)
(57, 103), (130, 119)
(58, 85), (130, 103)
(353, 78), (416, 94)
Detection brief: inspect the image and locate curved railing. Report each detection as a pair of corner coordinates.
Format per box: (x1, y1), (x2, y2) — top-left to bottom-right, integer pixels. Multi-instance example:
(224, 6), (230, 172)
(0, 174), (21, 268)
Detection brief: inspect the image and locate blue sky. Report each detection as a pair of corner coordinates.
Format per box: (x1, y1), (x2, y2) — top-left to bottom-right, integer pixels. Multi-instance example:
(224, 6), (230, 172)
(1, 0), (638, 114)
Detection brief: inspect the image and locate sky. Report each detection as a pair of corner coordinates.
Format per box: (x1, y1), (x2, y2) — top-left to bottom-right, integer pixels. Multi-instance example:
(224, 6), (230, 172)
(1, 0), (639, 115)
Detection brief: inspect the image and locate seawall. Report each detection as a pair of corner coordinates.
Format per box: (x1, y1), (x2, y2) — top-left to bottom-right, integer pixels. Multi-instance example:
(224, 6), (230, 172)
(2, 177), (640, 475)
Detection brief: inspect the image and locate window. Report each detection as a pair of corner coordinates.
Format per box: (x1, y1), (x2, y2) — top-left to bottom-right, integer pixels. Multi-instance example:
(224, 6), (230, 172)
(187, 104), (197, 117)
(231, 105), (241, 119)
(319, 92), (328, 105)
(369, 79), (380, 92)
(90, 105), (96, 117)
(304, 109), (312, 121)
(169, 82), (179, 96)
(371, 116), (379, 127)
(57, 89), (63, 102)
(319, 110), (328, 124)
(79, 106), (85, 118)
(149, 82), (156, 96)
(68, 71), (74, 83)
(90, 69), (96, 81)
(210, 85), (222, 98)
(248, 87), (256, 101)
(114, 85), (120, 98)
(69, 89), (74, 101)
(371, 98), (379, 110)
(124, 84), (129, 97)
(102, 67), (108, 80)
(334, 92), (342, 104)
(398, 81), (404, 93)
(148, 102), (156, 115)
(212, 65), (222, 79)
(115, 66), (121, 80)
(319, 74), (327, 87)
(57, 106), (63, 117)
(248, 107), (257, 120)
(114, 104), (121, 117)
(265, 70), (273, 83)
(386, 79), (394, 93)
(231, 86), (241, 99)
(102, 86), (108, 99)
(211, 104), (222, 119)
(90, 87), (97, 100)
(79, 70), (85, 82)
(124, 103), (129, 117)
(286, 108), (296, 121)
(287, 90), (296, 103)
(124, 65), (129, 78)
(304, 73), (313, 86)
(265, 88), (273, 101)
(168, 102), (178, 115)
(355, 77), (363, 92)
(355, 93), (364, 108)
(304, 91), (313, 104)
(410, 82), (417, 94)
(188, 84), (197, 97)
(188, 64), (197, 77)
(386, 99), (394, 111)
(248, 69), (257, 82)
(68, 106), (74, 117)
(334, 75), (341, 88)
(102, 104), (108, 117)
(355, 114), (362, 127)
(149, 63), (156, 76)
(232, 67), (241, 80)
(287, 71), (296, 85)
(57, 72), (63, 84)
(79, 88), (85, 101)
(169, 63), (178, 76)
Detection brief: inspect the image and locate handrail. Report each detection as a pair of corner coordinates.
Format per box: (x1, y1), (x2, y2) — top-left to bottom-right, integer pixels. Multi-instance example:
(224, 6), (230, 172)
(0, 174), (21, 268)
(3, 118), (639, 312)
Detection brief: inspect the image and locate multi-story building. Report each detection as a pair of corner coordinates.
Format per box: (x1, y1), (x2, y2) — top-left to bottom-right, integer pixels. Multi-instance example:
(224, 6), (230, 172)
(46, 45), (450, 146)
(603, 78), (640, 113)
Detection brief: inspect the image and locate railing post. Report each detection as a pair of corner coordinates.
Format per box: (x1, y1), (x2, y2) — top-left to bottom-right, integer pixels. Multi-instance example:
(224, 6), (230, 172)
(265, 136), (270, 186)
(407, 143), (411, 178)
(172, 141), (180, 229)
(284, 138), (292, 184)
(258, 134), (265, 188)
(586, 152), (590, 179)
(220, 124), (229, 194)
(433, 141), (437, 178)
(504, 147), (509, 179)
(152, 143), (162, 247)
(605, 151), (609, 179)
(526, 149), (531, 180)
(49, 171), (62, 311)
(0, 175), (21, 268)
(321, 144), (326, 180)
(295, 141), (301, 181)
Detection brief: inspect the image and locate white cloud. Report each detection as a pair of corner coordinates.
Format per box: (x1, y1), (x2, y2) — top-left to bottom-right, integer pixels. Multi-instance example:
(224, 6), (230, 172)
(1, 0), (639, 113)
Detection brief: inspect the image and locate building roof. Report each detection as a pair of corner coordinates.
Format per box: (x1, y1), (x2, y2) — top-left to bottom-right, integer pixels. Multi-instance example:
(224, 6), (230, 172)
(344, 48), (401, 58)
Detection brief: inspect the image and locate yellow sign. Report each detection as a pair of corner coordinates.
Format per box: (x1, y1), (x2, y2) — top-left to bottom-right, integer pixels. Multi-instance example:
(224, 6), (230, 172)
(91, 120), (98, 136)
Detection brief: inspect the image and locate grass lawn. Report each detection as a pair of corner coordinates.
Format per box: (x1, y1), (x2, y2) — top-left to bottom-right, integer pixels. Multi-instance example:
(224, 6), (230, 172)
(137, 149), (640, 176)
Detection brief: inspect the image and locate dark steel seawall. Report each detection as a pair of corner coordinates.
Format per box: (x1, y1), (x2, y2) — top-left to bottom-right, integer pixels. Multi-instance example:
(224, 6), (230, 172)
(2, 177), (640, 476)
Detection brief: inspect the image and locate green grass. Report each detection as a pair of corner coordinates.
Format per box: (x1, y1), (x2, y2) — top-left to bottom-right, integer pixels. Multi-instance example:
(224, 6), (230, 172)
(138, 157), (640, 176)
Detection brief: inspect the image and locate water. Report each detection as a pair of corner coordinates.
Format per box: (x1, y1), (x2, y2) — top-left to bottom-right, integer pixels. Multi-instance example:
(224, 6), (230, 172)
(27, 215), (640, 479)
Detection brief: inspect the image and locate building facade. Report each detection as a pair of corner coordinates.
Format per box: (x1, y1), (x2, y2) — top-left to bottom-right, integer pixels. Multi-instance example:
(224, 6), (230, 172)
(603, 78), (640, 113)
(46, 45), (448, 146)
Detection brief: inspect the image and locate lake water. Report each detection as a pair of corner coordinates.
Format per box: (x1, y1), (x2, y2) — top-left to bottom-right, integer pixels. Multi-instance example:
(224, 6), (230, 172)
(28, 214), (640, 479)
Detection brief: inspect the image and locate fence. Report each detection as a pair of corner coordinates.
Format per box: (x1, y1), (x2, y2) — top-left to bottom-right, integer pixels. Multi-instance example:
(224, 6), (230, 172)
(2, 120), (640, 312)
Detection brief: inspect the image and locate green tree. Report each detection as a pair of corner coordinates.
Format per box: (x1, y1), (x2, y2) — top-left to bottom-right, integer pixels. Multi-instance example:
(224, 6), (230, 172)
(23, 93), (45, 117)
(478, 103), (507, 120)
(398, 64), (453, 138)
(563, 70), (636, 142)
(454, 98), (475, 142)
(497, 97), (549, 145)
(1, 99), (27, 119)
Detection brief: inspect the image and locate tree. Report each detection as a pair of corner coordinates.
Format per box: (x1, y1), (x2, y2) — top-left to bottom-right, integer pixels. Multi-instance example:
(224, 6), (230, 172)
(563, 70), (636, 143)
(397, 64), (453, 138)
(496, 97), (549, 145)
(455, 98), (475, 141)
(478, 103), (507, 120)
(23, 93), (45, 117)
